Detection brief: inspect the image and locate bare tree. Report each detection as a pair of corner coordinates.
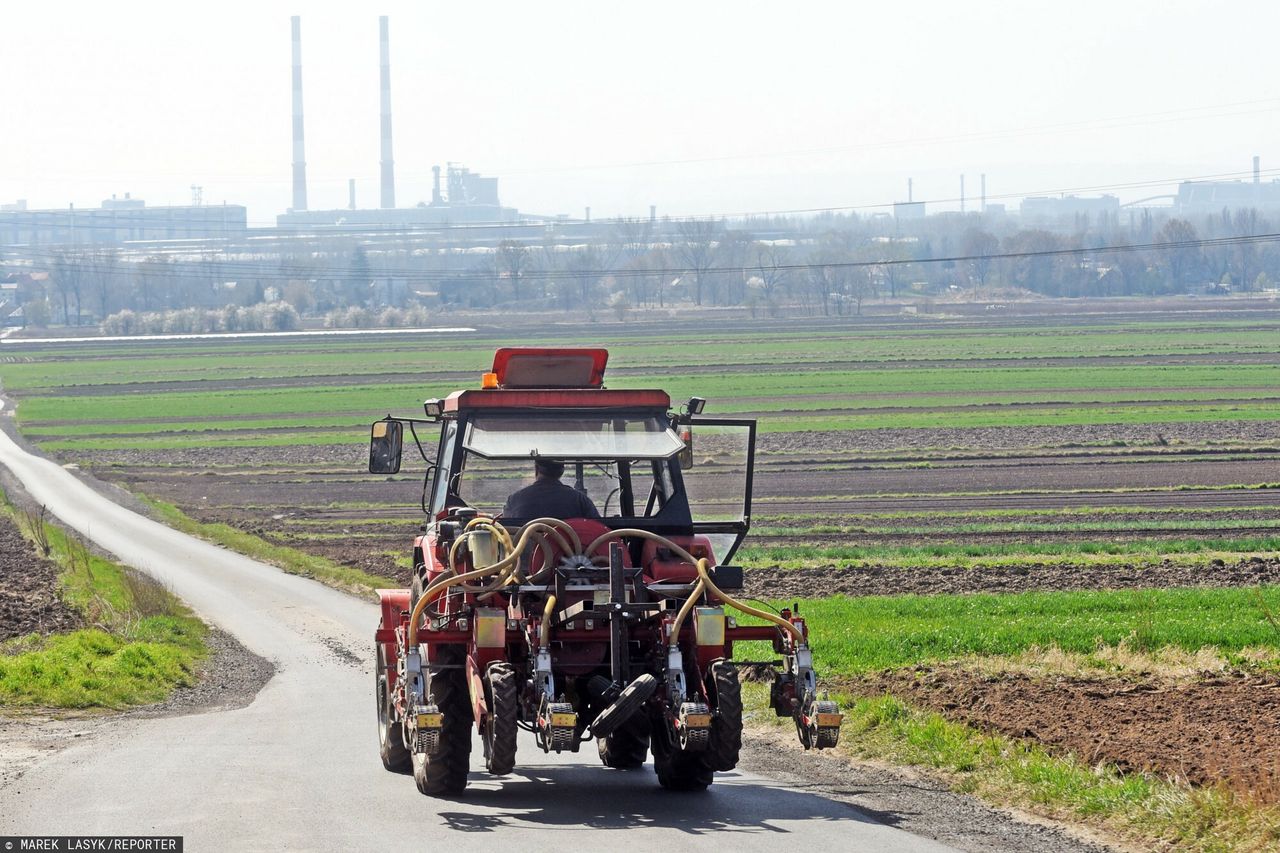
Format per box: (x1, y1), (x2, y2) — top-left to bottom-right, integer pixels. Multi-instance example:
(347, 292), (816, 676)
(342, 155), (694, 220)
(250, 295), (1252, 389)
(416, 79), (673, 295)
(494, 240), (532, 302)
(88, 248), (120, 322)
(1156, 218), (1200, 292)
(962, 228), (999, 290)
(751, 242), (791, 311)
(50, 252), (82, 324)
(674, 219), (720, 306)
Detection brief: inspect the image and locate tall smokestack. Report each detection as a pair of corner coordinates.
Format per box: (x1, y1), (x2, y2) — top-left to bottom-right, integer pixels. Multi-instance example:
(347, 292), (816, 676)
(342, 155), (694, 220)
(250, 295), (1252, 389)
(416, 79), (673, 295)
(960, 174), (966, 213)
(348, 179), (356, 210)
(908, 178), (913, 203)
(1254, 155), (1261, 184)
(379, 16), (395, 209)
(431, 166), (442, 205)
(980, 173), (987, 212)
(290, 16), (307, 211)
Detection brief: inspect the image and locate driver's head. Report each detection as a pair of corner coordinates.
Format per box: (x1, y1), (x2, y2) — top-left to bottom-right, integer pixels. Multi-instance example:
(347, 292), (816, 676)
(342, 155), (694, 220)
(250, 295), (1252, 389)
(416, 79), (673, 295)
(534, 458), (565, 480)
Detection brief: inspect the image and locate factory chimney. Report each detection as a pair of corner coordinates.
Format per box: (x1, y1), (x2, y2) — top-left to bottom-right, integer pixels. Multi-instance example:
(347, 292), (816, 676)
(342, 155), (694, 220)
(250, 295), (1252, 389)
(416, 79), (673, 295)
(379, 16), (395, 209)
(960, 174), (966, 213)
(290, 16), (308, 211)
(348, 179), (356, 210)
(431, 166), (442, 205)
(908, 178), (913, 203)
(1254, 155), (1261, 184)
(980, 173), (987, 212)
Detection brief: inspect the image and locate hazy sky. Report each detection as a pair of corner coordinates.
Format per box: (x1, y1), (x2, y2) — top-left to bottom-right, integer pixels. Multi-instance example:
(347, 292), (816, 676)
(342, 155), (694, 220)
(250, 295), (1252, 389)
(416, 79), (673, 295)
(4, 1), (1279, 223)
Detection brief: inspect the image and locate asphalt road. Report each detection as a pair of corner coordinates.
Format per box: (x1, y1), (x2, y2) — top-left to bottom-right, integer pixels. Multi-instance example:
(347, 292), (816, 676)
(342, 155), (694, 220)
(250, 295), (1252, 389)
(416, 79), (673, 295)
(0, 425), (958, 852)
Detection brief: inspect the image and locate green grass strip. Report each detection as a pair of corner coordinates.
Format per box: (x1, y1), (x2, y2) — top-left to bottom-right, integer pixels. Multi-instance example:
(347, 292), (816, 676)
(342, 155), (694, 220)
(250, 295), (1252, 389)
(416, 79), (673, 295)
(0, 510), (208, 708)
(141, 496), (396, 596)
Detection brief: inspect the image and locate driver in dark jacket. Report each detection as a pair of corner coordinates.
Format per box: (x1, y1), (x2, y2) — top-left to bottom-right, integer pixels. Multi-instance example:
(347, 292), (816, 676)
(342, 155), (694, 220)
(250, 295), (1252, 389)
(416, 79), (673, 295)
(503, 459), (601, 520)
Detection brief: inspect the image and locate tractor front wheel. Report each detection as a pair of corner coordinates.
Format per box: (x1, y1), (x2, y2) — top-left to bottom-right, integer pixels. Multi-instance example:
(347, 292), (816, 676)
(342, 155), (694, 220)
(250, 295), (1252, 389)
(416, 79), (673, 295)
(597, 715), (649, 770)
(376, 645), (411, 773)
(653, 742), (714, 791)
(413, 647), (472, 796)
(483, 663), (519, 775)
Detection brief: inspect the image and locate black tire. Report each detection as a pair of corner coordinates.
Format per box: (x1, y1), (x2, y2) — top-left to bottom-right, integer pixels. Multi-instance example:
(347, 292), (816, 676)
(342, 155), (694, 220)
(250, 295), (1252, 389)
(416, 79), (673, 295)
(653, 740), (714, 791)
(413, 647), (472, 796)
(591, 673), (657, 738)
(707, 660), (743, 772)
(484, 663), (519, 776)
(597, 715), (649, 770)
(376, 645), (411, 773)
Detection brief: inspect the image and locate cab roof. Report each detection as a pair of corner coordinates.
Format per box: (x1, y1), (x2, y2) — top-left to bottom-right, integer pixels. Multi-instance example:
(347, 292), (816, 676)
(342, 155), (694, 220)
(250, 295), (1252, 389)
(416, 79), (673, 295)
(442, 347), (670, 414)
(443, 388), (671, 413)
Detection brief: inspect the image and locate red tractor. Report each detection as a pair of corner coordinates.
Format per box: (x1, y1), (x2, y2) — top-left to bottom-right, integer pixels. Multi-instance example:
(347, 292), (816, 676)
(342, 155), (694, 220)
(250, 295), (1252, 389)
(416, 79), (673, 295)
(370, 347), (841, 795)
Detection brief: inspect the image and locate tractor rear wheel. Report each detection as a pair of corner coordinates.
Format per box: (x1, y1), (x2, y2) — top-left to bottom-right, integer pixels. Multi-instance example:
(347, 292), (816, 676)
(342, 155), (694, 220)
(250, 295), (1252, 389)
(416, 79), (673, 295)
(413, 647), (472, 796)
(376, 645), (411, 773)
(707, 660), (743, 772)
(483, 663), (519, 776)
(597, 716), (649, 770)
(653, 741), (714, 791)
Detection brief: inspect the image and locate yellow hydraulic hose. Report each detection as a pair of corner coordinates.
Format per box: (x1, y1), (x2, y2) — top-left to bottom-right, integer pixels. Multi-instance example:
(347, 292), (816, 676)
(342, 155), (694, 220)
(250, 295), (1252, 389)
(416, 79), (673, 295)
(408, 518), (580, 647)
(586, 528), (805, 647)
(406, 520), (805, 651)
(694, 557), (804, 646)
(669, 575), (706, 647)
(540, 594), (557, 651)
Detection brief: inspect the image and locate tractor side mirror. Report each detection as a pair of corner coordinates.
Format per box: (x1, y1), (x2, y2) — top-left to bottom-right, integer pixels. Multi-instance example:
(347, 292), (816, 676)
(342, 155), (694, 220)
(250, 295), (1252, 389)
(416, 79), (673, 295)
(369, 419), (403, 474)
(677, 427), (693, 469)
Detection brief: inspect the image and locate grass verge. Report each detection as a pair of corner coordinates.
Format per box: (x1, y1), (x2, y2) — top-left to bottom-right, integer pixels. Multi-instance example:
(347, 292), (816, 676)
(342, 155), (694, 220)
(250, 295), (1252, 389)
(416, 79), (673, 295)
(743, 684), (1280, 852)
(141, 496), (396, 596)
(0, 515), (207, 708)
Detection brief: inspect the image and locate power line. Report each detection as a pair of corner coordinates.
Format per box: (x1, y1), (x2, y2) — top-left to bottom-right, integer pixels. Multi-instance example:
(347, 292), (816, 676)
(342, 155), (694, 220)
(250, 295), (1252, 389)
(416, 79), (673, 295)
(8, 231), (1280, 286)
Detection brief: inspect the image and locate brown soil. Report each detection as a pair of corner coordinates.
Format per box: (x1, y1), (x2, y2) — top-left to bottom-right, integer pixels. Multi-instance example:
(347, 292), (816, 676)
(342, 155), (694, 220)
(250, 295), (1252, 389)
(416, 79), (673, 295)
(744, 557), (1280, 600)
(850, 667), (1280, 804)
(0, 516), (81, 641)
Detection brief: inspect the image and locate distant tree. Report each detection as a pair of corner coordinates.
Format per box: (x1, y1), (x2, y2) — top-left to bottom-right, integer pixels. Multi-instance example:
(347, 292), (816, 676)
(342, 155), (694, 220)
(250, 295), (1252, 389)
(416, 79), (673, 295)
(50, 253), (83, 324)
(750, 242), (791, 312)
(23, 299), (51, 328)
(344, 246), (371, 307)
(494, 240), (532, 302)
(674, 219), (720, 306)
(962, 228), (999, 289)
(1156, 218), (1200, 292)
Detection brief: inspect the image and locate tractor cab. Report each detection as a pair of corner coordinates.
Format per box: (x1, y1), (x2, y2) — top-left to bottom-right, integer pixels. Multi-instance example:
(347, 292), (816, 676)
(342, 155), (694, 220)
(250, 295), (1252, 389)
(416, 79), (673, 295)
(371, 347), (757, 564)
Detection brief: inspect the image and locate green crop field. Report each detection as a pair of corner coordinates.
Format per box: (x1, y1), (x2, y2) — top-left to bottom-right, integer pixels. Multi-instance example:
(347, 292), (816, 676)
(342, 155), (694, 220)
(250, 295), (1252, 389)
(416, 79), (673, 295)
(6, 317), (1280, 451)
(747, 585), (1280, 676)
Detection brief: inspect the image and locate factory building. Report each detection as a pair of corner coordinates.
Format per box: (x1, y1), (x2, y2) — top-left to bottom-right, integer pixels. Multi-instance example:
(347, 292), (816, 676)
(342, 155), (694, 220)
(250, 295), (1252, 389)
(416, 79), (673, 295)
(276, 164), (519, 230)
(1020, 194), (1120, 224)
(277, 17), (521, 230)
(1174, 181), (1280, 215)
(0, 195), (247, 246)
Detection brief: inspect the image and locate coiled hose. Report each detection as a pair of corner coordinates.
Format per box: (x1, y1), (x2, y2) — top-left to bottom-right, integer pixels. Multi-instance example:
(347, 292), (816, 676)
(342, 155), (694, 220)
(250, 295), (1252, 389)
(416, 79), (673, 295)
(405, 520), (804, 650)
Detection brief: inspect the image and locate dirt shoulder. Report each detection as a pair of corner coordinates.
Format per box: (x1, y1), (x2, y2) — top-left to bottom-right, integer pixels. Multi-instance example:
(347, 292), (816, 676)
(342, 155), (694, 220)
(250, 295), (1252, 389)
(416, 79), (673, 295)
(740, 724), (1117, 852)
(848, 667), (1280, 805)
